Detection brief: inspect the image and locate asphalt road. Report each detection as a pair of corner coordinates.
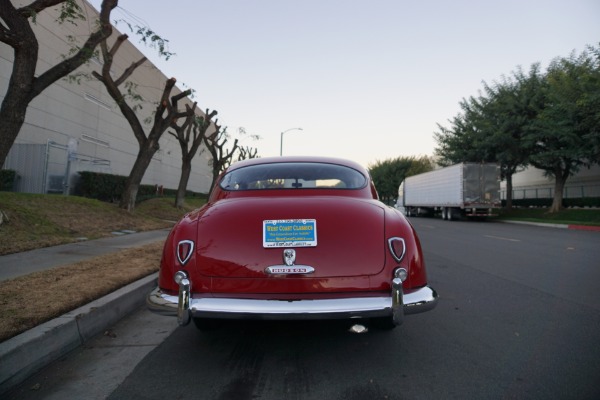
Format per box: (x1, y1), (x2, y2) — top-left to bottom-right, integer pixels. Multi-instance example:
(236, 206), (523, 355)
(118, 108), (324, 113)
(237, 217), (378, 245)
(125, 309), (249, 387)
(7, 219), (600, 399)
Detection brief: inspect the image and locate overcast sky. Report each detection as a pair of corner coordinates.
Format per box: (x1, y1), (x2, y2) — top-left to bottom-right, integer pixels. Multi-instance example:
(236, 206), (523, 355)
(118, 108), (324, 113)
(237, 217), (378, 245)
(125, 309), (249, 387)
(88, 0), (599, 168)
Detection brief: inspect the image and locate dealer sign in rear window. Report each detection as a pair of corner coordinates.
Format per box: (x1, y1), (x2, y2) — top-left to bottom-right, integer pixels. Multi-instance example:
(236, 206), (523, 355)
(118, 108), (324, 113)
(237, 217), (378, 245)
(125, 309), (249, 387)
(263, 219), (317, 248)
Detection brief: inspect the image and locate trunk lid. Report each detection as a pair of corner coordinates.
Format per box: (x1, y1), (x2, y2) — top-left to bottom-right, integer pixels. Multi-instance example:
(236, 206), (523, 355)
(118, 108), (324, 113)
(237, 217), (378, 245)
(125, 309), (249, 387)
(196, 196), (386, 278)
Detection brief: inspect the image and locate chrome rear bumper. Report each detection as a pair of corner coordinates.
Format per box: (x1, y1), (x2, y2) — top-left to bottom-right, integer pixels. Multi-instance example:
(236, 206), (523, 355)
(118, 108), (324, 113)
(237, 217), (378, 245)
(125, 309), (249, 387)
(147, 285), (438, 326)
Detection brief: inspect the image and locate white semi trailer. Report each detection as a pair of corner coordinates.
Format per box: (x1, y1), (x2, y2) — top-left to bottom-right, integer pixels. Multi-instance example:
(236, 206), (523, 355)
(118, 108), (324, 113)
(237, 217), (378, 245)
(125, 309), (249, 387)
(396, 163), (501, 220)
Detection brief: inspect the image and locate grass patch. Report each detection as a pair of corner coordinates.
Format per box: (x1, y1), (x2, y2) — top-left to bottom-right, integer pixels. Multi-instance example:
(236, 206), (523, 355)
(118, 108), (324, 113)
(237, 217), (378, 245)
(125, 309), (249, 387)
(497, 207), (600, 226)
(0, 241), (163, 342)
(0, 193), (206, 342)
(0, 193), (205, 255)
(136, 195), (206, 221)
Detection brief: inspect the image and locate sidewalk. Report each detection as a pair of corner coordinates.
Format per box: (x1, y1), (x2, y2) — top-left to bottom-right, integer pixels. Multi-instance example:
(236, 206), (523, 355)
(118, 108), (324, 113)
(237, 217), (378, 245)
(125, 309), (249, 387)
(0, 229), (171, 281)
(0, 229), (170, 395)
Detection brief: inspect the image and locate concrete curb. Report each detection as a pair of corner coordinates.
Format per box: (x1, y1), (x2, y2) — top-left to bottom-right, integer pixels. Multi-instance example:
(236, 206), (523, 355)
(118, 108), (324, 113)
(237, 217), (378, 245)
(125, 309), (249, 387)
(499, 220), (568, 229)
(567, 224), (600, 232)
(0, 273), (158, 395)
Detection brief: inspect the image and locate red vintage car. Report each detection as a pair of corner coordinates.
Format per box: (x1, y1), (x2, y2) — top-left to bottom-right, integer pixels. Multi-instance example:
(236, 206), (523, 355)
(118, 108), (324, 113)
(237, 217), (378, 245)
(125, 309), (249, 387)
(147, 156), (437, 329)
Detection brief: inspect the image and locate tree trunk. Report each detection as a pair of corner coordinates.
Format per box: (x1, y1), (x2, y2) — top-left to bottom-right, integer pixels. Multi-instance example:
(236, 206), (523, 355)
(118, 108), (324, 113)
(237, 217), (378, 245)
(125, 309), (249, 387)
(0, 3), (38, 166)
(175, 156), (192, 209)
(504, 173), (514, 209)
(0, 101), (30, 167)
(207, 166), (220, 199)
(119, 140), (158, 212)
(550, 170), (567, 213)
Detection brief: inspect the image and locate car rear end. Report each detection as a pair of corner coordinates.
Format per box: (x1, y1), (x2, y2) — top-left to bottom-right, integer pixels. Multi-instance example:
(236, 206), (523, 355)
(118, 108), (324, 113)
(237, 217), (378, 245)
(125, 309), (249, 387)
(147, 157), (437, 328)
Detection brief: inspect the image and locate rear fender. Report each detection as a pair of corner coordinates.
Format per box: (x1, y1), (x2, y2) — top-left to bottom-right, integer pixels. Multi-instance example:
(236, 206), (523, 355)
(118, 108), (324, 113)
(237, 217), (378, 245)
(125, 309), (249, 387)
(383, 207), (427, 290)
(158, 209), (208, 292)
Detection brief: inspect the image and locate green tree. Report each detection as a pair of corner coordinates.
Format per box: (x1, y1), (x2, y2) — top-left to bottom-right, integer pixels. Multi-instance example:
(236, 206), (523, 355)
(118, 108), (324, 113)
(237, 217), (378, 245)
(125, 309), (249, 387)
(525, 46), (600, 212)
(434, 95), (490, 165)
(435, 64), (545, 208)
(368, 156), (433, 205)
(0, 0), (117, 168)
(435, 45), (600, 212)
(583, 46), (600, 163)
(479, 65), (544, 208)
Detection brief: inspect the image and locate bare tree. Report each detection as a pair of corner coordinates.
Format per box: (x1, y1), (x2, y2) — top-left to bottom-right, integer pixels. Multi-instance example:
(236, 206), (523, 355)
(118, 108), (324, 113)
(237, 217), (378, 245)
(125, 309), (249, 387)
(0, 0), (117, 167)
(204, 126), (239, 197)
(169, 105), (218, 208)
(92, 33), (192, 211)
(237, 145), (259, 161)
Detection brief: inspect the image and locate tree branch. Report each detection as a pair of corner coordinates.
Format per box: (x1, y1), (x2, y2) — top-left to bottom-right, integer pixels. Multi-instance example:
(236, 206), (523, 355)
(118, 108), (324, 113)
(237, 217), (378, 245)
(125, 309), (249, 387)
(30, 0), (118, 98)
(0, 25), (10, 44)
(154, 77), (177, 123)
(171, 89), (192, 104)
(91, 70), (103, 82)
(17, 0), (65, 17)
(114, 56), (147, 87)
(108, 34), (128, 58)
(0, 1), (29, 46)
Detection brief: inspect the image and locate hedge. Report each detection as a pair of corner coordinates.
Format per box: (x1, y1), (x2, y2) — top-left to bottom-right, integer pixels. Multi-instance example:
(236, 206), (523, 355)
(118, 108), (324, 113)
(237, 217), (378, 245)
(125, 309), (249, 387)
(503, 197), (600, 208)
(76, 171), (205, 203)
(0, 169), (16, 191)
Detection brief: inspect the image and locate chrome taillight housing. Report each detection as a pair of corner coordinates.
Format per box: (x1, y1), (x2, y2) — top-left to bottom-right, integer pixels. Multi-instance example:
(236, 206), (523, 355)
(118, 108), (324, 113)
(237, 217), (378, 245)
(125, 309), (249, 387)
(177, 240), (194, 265)
(387, 237), (406, 262)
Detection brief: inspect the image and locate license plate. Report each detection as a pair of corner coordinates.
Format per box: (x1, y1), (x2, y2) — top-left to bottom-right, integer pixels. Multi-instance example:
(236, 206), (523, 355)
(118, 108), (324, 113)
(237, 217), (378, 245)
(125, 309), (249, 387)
(263, 219), (317, 248)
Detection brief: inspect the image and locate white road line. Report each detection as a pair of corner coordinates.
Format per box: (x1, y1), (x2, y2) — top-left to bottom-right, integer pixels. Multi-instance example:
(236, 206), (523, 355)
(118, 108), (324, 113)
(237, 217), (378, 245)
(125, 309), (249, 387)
(483, 235), (521, 242)
(419, 224), (436, 229)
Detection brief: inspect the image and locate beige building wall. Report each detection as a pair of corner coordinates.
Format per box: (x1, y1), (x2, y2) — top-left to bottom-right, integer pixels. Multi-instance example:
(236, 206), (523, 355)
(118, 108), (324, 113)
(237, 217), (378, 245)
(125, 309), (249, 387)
(0, 0), (213, 194)
(500, 165), (600, 200)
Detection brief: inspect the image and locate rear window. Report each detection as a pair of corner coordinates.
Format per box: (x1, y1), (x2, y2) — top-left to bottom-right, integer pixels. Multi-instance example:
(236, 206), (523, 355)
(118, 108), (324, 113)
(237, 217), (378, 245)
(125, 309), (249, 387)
(220, 162), (367, 191)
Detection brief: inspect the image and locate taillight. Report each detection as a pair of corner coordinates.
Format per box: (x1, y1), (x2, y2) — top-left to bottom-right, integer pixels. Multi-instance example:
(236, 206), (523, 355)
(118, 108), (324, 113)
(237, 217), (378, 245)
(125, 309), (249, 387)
(177, 240), (194, 265)
(388, 237), (406, 262)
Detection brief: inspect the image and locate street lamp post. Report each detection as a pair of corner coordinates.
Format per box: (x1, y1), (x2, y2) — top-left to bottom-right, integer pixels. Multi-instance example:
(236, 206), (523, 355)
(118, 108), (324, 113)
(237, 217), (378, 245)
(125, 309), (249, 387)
(280, 127), (303, 156)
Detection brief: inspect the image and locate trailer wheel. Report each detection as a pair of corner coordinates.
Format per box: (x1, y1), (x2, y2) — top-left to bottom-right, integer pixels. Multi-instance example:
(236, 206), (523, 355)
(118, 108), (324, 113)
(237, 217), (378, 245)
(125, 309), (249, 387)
(441, 207), (448, 220)
(446, 208), (453, 221)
